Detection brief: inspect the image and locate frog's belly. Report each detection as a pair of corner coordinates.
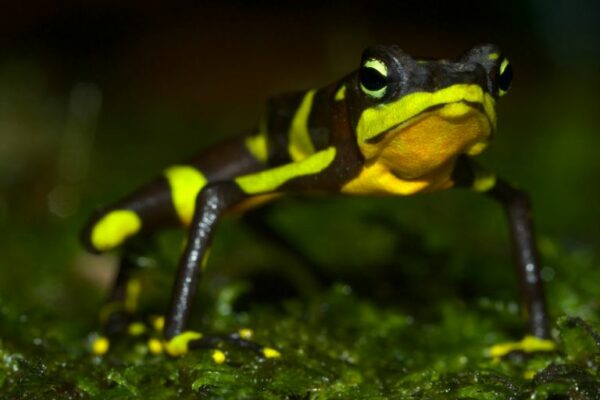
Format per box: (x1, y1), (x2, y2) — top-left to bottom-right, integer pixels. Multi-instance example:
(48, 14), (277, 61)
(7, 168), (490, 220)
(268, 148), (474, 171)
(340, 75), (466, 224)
(341, 158), (456, 196)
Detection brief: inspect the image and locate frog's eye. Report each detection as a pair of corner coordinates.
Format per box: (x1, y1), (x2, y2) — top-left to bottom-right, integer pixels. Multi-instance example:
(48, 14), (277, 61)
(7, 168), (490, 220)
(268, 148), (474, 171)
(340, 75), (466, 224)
(498, 58), (513, 96)
(359, 58), (389, 99)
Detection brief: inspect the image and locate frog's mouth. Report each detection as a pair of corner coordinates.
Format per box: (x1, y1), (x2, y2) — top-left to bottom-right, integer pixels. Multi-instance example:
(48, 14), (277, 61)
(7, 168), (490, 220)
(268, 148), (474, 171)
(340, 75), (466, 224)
(366, 100), (492, 146)
(356, 84), (497, 150)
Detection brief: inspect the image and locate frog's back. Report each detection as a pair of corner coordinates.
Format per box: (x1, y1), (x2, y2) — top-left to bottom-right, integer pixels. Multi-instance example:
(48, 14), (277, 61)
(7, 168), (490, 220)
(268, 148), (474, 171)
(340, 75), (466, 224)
(257, 85), (336, 167)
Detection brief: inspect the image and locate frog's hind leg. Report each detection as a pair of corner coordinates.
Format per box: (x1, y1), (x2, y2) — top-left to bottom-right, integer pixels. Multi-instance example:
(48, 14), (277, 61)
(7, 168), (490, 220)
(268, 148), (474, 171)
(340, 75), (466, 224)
(81, 136), (267, 254)
(91, 238), (151, 355)
(84, 135), (268, 354)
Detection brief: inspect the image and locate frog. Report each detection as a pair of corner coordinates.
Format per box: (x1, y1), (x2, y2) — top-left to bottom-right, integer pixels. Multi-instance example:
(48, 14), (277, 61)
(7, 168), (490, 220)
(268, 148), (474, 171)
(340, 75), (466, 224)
(82, 43), (555, 360)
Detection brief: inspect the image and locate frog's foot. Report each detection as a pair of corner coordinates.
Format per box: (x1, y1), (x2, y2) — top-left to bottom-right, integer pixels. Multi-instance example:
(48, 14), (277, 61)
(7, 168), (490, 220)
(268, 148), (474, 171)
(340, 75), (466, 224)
(162, 328), (281, 363)
(90, 313), (281, 362)
(90, 313), (162, 356)
(488, 335), (556, 360)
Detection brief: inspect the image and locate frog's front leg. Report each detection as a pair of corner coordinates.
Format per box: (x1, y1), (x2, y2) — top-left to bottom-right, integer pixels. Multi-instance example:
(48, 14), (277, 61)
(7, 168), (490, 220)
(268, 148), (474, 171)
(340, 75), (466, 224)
(484, 177), (549, 339)
(164, 181), (246, 341)
(452, 156), (554, 356)
(162, 147), (339, 357)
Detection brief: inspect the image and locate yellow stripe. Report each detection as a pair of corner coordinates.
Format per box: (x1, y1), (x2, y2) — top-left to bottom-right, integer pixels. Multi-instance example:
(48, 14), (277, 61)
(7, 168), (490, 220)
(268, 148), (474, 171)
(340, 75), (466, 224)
(91, 209), (141, 251)
(164, 165), (207, 225)
(356, 84), (496, 144)
(334, 85), (346, 101)
(245, 118), (268, 162)
(245, 133), (268, 163)
(288, 90), (316, 161)
(488, 53), (500, 60)
(235, 147), (336, 194)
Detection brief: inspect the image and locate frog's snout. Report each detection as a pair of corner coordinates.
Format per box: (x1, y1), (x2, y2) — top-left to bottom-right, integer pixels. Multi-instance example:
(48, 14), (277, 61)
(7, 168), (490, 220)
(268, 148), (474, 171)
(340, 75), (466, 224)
(433, 62), (489, 94)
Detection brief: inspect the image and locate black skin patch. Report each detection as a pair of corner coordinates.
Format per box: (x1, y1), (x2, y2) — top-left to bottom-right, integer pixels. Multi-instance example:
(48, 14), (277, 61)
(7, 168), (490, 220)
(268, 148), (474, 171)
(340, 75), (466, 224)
(265, 92), (304, 166)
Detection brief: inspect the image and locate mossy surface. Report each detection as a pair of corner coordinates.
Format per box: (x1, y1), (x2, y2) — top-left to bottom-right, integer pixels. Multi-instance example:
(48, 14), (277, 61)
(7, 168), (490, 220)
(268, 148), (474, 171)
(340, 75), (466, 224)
(1, 220), (600, 399)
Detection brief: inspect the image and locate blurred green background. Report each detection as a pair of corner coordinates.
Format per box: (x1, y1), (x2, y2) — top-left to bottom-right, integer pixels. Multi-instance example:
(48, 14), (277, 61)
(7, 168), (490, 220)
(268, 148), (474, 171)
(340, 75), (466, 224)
(1, 1), (599, 398)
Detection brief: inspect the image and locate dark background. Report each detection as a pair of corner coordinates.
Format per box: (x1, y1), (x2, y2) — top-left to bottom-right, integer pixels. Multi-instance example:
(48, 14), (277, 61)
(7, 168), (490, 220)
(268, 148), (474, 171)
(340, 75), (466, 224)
(0, 0), (598, 320)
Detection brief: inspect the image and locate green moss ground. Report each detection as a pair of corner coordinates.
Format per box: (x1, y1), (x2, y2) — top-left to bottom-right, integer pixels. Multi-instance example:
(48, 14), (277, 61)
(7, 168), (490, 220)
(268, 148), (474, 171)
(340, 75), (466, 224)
(1, 242), (600, 399)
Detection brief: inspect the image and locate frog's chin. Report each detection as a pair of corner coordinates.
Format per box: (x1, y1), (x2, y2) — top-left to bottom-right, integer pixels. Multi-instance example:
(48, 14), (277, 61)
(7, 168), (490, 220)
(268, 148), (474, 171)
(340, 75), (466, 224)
(374, 102), (492, 180)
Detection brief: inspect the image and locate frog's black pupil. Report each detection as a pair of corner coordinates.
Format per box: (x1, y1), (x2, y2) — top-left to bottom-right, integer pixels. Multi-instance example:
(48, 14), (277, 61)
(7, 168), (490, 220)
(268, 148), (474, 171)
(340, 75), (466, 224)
(360, 67), (387, 91)
(498, 63), (513, 91)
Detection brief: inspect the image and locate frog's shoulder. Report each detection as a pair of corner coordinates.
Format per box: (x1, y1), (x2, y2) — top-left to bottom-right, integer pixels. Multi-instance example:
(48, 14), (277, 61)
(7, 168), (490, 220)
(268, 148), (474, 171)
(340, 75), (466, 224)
(263, 82), (344, 165)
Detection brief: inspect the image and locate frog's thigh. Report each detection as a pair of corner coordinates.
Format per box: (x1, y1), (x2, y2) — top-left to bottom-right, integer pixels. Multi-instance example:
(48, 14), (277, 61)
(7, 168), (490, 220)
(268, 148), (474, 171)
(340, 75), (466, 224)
(234, 147), (337, 194)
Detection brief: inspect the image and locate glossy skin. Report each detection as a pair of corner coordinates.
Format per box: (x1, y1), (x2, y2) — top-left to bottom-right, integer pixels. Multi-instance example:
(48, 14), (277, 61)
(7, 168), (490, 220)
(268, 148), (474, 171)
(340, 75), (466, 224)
(82, 44), (549, 355)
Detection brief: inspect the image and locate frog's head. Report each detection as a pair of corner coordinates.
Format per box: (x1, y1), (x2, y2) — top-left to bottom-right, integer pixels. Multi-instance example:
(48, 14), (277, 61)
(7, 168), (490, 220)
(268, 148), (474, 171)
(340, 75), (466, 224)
(347, 44), (512, 179)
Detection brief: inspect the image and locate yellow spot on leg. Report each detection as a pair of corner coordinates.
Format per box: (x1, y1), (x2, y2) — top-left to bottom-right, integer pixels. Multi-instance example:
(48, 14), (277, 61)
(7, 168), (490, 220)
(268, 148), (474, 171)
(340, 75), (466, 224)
(212, 349), (226, 364)
(238, 328), (253, 340)
(151, 315), (165, 332)
(91, 210), (141, 252)
(164, 165), (207, 225)
(523, 370), (537, 380)
(262, 347), (281, 359)
(92, 336), (110, 355)
(147, 338), (163, 355)
(124, 278), (141, 312)
(488, 335), (556, 359)
(128, 322), (147, 336)
(164, 331), (203, 357)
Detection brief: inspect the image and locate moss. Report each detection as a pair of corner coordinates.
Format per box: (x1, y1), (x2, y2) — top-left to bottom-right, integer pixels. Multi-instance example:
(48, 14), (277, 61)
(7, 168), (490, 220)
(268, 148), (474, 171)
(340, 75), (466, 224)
(2, 255), (600, 399)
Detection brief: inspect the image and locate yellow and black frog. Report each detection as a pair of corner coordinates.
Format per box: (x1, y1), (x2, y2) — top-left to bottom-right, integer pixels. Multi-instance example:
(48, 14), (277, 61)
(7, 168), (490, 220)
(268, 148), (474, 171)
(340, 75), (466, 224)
(82, 43), (553, 360)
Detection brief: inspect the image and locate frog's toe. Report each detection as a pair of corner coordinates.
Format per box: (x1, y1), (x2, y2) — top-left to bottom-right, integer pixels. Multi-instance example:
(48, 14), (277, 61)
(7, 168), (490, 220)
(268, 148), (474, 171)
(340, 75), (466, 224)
(488, 335), (556, 359)
(90, 335), (111, 355)
(164, 331), (204, 357)
(163, 328), (281, 361)
(89, 313), (162, 355)
(225, 328), (281, 359)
